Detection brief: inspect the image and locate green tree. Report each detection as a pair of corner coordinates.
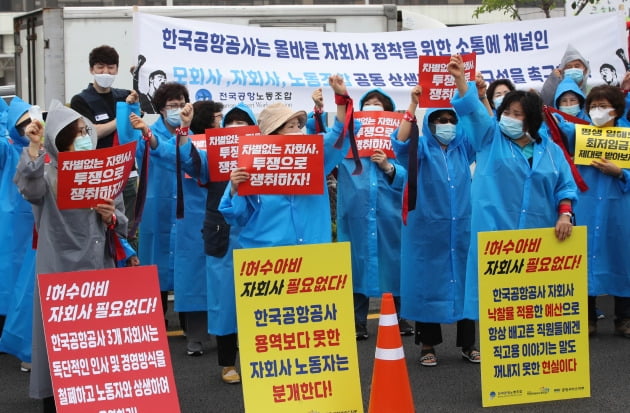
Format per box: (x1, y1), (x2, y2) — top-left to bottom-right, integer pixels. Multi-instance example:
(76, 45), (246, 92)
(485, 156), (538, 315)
(472, 0), (560, 20)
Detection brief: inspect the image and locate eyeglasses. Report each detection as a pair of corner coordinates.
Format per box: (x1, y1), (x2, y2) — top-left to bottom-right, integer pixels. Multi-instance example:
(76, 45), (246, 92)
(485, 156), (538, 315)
(435, 117), (457, 125)
(588, 104), (612, 111)
(164, 103), (187, 110)
(78, 125), (92, 136)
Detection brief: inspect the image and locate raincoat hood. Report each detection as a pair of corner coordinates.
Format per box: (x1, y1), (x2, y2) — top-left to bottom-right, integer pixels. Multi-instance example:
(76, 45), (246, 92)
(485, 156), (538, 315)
(553, 77), (586, 110)
(44, 100), (97, 165)
(7, 96), (31, 147)
(0, 98), (8, 138)
(359, 88), (396, 112)
(221, 102), (258, 127)
(422, 107), (459, 145)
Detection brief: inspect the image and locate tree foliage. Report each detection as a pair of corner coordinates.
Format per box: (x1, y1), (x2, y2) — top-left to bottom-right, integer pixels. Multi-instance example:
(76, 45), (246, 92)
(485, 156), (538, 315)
(472, 0), (561, 20)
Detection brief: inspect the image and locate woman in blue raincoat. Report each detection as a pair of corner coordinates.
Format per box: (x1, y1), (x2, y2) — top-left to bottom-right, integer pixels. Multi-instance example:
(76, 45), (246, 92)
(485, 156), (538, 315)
(549, 85), (630, 337)
(448, 54), (578, 321)
(220, 75), (355, 248)
(392, 85), (478, 366)
(0, 97), (36, 371)
(177, 102), (258, 384)
(118, 85), (211, 356)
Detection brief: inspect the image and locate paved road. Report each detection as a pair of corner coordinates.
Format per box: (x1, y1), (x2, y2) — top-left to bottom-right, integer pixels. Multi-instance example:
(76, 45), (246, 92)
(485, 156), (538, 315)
(1, 295), (628, 412)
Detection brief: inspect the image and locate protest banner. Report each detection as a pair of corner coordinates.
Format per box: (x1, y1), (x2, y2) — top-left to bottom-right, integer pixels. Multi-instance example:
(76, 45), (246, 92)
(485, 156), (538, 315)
(478, 227), (589, 407)
(38, 266), (180, 413)
(418, 53), (476, 108)
(233, 242), (362, 413)
(133, 12), (625, 111)
(574, 124), (630, 167)
(206, 125), (261, 182)
(236, 134), (324, 196)
(57, 142), (136, 210)
(347, 111), (401, 159)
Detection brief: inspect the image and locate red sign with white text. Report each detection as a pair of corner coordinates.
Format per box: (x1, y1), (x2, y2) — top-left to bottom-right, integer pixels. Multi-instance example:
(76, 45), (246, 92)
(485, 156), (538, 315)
(57, 142), (137, 209)
(205, 125), (261, 182)
(345, 111), (400, 159)
(38, 266), (180, 413)
(237, 134), (324, 196)
(419, 53), (476, 108)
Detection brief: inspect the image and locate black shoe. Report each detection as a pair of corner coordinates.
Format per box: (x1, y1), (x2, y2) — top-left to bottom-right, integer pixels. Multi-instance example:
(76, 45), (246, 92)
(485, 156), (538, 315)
(43, 396), (57, 413)
(356, 323), (368, 340)
(398, 319), (414, 336)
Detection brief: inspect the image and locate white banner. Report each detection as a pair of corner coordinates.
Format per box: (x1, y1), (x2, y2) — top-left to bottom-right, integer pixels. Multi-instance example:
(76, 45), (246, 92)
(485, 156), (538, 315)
(133, 11), (626, 112)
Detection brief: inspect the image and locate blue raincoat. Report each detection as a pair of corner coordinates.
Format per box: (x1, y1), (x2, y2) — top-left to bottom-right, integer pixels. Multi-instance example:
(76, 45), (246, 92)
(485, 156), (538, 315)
(334, 90), (406, 297)
(451, 83), (578, 320)
(117, 102), (177, 291)
(392, 109), (475, 324)
(220, 117), (355, 248)
(0, 97), (36, 362)
(539, 77), (589, 148)
(551, 100), (630, 297)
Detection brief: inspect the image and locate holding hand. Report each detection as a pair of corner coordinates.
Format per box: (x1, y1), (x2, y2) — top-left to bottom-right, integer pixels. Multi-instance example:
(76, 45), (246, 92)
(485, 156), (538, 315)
(591, 158), (623, 178)
(370, 149), (392, 172)
(126, 90), (139, 105)
(94, 198), (116, 225)
(229, 167), (250, 196)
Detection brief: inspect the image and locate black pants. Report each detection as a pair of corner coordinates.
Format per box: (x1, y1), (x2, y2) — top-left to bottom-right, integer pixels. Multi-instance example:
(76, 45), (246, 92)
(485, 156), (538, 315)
(217, 333), (238, 367)
(588, 295), (630, 321)
(414, 319), (475, 349)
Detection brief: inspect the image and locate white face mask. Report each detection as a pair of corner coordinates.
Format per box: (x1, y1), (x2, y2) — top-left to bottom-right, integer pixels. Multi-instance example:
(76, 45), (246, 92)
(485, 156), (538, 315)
(362, 104), (383, 112)
(589, 108), (614, 127)
(94, 73), (116, 89)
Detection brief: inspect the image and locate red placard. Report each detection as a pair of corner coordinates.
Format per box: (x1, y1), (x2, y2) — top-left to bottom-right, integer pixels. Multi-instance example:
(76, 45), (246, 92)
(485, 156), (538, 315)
(345, 111), (400, 159)
(205, 126), (261, 182)
(38, 266), (180, 413)
(237, 134), (324, 196)
(57, 142), (137, 209)
(418, 53), (476, 108)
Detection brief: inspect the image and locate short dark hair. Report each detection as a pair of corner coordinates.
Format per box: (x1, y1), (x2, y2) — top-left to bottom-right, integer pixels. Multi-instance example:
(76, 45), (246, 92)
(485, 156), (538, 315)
(586, 85), (625, 121)
(360, 91), (394, 112)
(89, 45), (119, 67)
(497, 90), (543, 143)
(599, 63), (616, 73)
(486, 79), (516, 109)
(190, 101), (225, 134)
(224, 108), (256, 127)
(149, 70), (167, 81)
(56, 120), (80, 152)
(152, 82), (190, 113)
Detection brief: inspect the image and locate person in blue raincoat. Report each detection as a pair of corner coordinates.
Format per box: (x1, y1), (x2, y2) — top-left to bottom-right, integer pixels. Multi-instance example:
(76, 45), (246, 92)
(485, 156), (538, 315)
(539, 77), (590, 148)
(391, 85), (479, 366)
(448, 54), (578, 321)
(0, 97), (36, 372)
(309, 87), (412, 340)
(220, 74), (356, 248)
(549, 85), (630, 337)
(177, 102), (258, 384)
(118, 85), (211, 355)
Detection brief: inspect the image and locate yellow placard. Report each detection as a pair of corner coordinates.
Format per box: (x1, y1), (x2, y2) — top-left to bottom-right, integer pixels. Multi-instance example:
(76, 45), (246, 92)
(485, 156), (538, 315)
(479, 227), (589, 407)
(574, 124), (630, 167)
(234, 242), (363, 413)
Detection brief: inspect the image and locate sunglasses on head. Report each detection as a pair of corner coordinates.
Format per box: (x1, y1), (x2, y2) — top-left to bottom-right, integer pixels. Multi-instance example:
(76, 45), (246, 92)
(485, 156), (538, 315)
(435, 117), (457, 125)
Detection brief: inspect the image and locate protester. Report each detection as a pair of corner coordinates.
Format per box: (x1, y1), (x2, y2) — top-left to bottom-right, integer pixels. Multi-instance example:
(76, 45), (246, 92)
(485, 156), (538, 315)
(14, 101), (127, 413)
(0, 97), (36, 373)
(177, 102), (258, 384)
(70, 45), (137, 238)
(117, 82), (192, 329)
(448, 54), (578, 321)
(486, 78), (516, 112)
(219, 74), (357, 248)
(392, 85), (478, 366)
(308, 87), (412, 340)
(540, 44), (591, 107)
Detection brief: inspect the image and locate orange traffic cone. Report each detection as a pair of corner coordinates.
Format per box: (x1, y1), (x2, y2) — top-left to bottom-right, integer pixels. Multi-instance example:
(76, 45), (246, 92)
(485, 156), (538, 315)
(368, 292), (415, 413)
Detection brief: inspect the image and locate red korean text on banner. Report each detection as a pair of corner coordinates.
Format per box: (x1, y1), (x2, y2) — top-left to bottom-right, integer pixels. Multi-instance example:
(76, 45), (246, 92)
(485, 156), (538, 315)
(346, 111), (401, 159)
(38, 265), (180, 413)
(206, 125), (261, 182)
(419, 53), (476, 108)
(57, 141), (137, 210)
(237, 134), (324, 196)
